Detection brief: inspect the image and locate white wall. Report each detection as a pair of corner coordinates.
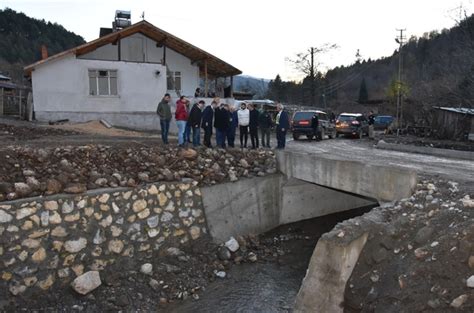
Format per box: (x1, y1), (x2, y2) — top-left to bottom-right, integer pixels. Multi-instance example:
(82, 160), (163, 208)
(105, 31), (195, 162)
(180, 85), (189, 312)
(78, 33), (200, 97)
(32, 54), (167, 113)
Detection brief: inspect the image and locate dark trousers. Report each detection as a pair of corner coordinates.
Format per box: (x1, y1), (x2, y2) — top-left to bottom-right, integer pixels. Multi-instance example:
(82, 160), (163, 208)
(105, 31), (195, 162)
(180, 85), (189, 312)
(216, 129), (227, 148)
(276, 128), (287, 149)
(192, 126), (201, 147)
(250, 127), (259, 148)
(260, 128), (271, 147)
(203, 127), (213, 147)
(239, 126), (249, 147)
(160, 119), (170, 144)
(227, 127), (236, 148)
(184, 123), (191, 143)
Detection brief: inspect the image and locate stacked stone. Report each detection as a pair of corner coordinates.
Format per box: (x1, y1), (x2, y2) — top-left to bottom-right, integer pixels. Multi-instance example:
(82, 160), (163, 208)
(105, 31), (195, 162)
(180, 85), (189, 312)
(0, 182), (207, 296)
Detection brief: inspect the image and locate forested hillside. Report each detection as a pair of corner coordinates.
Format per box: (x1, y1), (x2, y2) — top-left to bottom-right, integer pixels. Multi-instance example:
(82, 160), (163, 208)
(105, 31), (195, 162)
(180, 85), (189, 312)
(267, 15), (474, 122)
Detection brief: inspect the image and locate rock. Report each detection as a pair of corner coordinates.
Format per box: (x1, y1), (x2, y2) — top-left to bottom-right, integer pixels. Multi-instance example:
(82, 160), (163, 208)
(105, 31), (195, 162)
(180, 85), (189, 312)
(140, 263), (153, 275)
(49, 211), (62, 224)
(108, 240), (124, 254)
(94, 178), (108, 186)
(16, 207), (36, 219)
(0, 210), (13, 223)
(427, 299), (441, 309)
(414, 248), (429, 260)
(40, 211), (49, 226)
(215, 271), (226, 278)
(9, 284), (27, 295)
(137, 208), (150, 219)
(372, 248), (388, 263)
(46, 179), (62, 194)
(14, 183), (32, 197)
(158, 193), (168, 206)
(180, 149), (198, 160)
(64, 184), (87, 194)
(71, 271), (102, 295)
(26, 177), (41, 191)
(248, 252), (258, 262)
(161, 212), (173, 223)
(217, 246), (231, 260)
(44, 201), (58, 211)
(228, 170), (238, 182)
(64, 238), (87, 253)
(22, 238), (41, 249)
(51, 226), (68, 237)
(450, 294), (468, 308)
(147, 216), (159, 228)
(189, 226), (201, 240)
(38, 274), (54, 290)
(138, 172), (149, 181)
(239, 159), (249, 168)
(93, 229), (106, 244)
(132, 199), (147, 213)
(467, 275), (474, 288)
(414, 226), (434, 245)
(149, 279), (160, 290)
(225, 237), (240, 252)
(461, 196), (474, 208)
(469, 256), (474, 269)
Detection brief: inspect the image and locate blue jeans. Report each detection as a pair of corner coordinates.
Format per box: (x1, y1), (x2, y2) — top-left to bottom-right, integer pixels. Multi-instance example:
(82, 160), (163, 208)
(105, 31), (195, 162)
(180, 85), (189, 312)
(192, 126), (201, 146)
(216, 129), (226, 148)
(160, 119), (170, 144)
(227, 127), (236, 148)
(185, 123), (191, 143)
(176, 120), (187, 146)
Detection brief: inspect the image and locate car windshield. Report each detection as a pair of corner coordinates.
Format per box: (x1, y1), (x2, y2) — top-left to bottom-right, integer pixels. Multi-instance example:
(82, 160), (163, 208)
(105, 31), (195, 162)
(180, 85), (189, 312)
(293, 112), (315, 121)
(338, 115), (357, 121)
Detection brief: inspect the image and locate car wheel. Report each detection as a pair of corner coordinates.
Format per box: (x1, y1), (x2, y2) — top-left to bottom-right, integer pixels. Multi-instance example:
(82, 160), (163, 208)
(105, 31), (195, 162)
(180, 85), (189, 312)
(293, 133), (300, 140)
(306, 134), (314, 140)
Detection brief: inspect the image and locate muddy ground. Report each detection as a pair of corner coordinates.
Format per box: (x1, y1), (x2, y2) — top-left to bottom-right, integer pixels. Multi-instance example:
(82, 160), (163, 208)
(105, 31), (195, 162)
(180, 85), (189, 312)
(345, 178), (474, 313)
(382, 134), (474, 152)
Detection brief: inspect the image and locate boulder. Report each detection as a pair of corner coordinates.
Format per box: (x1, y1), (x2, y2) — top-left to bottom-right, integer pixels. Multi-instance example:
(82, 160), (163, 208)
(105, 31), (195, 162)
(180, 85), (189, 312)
(71, 271), (102, 295)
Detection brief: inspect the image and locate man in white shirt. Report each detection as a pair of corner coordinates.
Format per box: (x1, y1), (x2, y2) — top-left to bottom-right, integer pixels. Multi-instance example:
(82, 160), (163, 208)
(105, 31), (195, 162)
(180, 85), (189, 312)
(237, 102), (250, 148)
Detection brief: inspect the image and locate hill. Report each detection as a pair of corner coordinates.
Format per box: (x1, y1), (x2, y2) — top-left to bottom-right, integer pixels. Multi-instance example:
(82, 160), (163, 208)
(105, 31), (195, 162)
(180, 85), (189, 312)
(234, 75), (270, 99)
(267, 14), (474, 122)
(0, 8), (85, 82)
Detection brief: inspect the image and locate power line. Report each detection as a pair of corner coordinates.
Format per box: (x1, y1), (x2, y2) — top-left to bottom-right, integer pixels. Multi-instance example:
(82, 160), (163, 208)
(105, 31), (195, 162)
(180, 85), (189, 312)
(395, 28), (406, 136)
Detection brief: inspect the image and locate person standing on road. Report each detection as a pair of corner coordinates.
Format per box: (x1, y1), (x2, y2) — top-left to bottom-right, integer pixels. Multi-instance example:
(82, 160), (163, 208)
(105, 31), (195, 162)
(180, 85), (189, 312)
(227, 106), (238, 148)
(368, 111), (375, 140)
(237, 103), (250, 148)
(259, 107), (273, 148)
(175, 96), (189, 147)
(201, 101), (217, 148)
(275, 102), (289, 149)
(156, 93), (172, 144)
(188, 100), (205, 147)
(249, 104), (260, 149)
(214, 104), (230, 148)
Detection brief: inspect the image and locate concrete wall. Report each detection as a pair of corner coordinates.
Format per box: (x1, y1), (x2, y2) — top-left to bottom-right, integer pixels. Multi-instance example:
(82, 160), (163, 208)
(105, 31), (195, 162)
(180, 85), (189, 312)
(280, 179), (376, 224)
(277, 150), (418, 202)
(201, 175), (283, 242)
(0, 182), (207, 296)
(201, 175), (378, 242)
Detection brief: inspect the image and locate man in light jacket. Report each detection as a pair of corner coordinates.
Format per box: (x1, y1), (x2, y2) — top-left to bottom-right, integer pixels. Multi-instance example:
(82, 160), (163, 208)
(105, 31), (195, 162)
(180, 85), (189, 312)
(156, 93), (171, 144)
(237, 102), (250, 148)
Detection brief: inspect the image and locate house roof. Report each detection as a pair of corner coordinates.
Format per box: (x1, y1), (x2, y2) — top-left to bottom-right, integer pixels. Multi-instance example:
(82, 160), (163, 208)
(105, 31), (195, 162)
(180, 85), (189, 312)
(24, 20), (242, 77)
(434, 107), (474, 116)
(0, 74), (11, 81)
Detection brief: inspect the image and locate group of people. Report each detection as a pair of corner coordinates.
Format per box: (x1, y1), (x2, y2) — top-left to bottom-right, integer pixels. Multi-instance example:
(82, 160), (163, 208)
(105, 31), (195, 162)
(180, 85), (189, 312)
(156, 94), (289, 149)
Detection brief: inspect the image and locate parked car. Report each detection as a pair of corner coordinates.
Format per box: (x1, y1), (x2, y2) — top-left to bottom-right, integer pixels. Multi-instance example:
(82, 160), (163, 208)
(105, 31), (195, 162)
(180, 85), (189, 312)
(374, 115), (394, 131)
(335, 113), (369, 138)
(291, 110), (336, 140)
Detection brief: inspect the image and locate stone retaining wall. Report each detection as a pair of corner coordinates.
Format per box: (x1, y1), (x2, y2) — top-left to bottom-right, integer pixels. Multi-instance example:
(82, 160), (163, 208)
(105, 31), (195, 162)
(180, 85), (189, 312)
(0, 182), (206, 296)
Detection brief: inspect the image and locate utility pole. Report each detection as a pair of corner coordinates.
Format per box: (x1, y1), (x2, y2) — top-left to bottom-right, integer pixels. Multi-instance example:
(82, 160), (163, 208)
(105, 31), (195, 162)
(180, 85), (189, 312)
(310, 47), (315, 106)
(395, 28), (406, 136)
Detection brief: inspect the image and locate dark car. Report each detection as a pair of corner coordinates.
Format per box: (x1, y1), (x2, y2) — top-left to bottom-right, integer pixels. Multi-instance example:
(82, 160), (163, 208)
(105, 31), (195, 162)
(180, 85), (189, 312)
(374, 115), (394, 131)
(335, 113), (369, 138)
(291, 110), (336, 140)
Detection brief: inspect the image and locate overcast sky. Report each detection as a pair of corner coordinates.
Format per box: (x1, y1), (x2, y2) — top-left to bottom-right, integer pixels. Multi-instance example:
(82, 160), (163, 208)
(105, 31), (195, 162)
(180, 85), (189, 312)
(3, 0), (473, 80)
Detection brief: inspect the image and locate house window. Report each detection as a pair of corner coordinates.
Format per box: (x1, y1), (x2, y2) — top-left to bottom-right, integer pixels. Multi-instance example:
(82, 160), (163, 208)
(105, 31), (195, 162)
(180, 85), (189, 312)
(88, 69), (118, 96)
(167, 71), (181, 91)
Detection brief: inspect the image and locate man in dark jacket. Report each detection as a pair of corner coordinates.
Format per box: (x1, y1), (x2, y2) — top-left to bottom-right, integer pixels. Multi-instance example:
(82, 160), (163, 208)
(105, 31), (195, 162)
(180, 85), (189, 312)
(275, 102), (289, 149)
(214, 104), (230, 148)
(156, 93), (171, 144)
(259, 108), (273, 148)
(227, 106), (238, 148)
(201, 101), (217, 147)
(188, 100), (204, 147)
(249, 104), (260, 149)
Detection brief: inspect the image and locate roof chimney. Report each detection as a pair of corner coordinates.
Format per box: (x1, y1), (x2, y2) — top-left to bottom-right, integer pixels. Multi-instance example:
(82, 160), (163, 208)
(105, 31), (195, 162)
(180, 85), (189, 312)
(41, 45), (48, 60)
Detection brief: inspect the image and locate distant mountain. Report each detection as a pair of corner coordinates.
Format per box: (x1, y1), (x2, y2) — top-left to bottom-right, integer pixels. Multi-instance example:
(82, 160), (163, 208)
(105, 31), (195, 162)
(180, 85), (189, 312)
(234, 75), (270, 99)
(0, 8), (85, 65)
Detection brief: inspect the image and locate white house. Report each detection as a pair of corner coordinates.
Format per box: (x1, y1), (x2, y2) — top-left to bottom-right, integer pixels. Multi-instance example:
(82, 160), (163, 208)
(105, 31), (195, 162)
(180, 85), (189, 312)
(24, 19), (241, 131)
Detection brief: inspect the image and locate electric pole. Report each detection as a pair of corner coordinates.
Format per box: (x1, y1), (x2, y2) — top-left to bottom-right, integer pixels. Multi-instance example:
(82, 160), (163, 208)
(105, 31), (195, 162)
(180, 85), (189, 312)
(395, 28), (406, 136)
(310, 47), (315, 106)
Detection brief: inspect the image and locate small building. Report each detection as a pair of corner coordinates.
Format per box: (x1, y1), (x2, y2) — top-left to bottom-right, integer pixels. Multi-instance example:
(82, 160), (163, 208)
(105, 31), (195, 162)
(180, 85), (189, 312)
(432, 107), (474, 141)
(0, 73), (30, 117)
(24, 13), (241, 130)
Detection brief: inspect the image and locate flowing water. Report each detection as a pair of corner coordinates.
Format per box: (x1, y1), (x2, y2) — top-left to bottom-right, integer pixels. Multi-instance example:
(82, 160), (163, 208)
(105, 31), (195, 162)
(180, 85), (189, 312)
(168, 205), (375, 313)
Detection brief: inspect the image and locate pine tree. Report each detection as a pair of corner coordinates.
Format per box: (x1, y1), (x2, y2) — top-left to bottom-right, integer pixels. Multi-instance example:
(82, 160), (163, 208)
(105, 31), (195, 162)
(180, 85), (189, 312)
(358, 77), (368, 103)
